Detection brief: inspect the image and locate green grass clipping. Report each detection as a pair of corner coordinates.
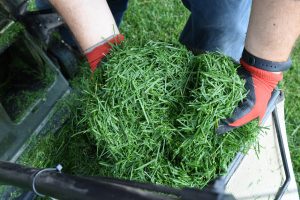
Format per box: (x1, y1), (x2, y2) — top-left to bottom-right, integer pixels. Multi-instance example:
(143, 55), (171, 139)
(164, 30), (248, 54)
(21, 41), (259, 188)
(19, 0), (300, 189)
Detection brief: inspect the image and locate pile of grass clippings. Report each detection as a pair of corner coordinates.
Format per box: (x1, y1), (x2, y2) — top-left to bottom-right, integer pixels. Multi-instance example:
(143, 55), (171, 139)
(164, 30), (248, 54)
(19, 0), (261, 190)
(18, 0), (300, 190)
(73, 41), (259, 188)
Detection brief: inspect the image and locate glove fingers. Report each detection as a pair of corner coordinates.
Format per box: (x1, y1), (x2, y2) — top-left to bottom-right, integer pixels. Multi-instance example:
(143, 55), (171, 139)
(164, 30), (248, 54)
(216, 89), (282, 135)
(215, 64), (282, 135)
(215, 69), (256, 135)
(215, 120), (236, 135)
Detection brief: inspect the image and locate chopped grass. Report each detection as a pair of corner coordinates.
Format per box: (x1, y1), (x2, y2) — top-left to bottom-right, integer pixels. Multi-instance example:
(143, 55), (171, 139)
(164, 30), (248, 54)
(9, 0), (299, 193)
(80, 43), (259, 188)
(21, 41), (259, 188)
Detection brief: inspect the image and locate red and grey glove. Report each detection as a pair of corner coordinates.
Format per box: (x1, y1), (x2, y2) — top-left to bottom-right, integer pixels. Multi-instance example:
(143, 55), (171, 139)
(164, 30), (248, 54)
(216, 49), (291, 135)
(85, 34), (124, 72)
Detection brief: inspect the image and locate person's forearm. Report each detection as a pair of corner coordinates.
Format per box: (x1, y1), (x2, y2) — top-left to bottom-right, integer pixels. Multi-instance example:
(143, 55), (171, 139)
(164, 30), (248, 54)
(49, 0), (119, 51)
(217, 0), (300, 134)
(245, 0), (300, 62)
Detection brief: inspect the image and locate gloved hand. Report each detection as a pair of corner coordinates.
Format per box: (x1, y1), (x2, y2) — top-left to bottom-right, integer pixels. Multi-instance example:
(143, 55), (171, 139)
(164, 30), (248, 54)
(85, 34), (124, 72)
(216, 57), (283, 135)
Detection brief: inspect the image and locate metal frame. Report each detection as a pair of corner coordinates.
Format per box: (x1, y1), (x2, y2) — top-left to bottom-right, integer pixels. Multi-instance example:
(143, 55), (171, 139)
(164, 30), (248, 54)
(273, 105), (291, 199)
(222, 90), (291, 199)
(0, 161), (235, 200)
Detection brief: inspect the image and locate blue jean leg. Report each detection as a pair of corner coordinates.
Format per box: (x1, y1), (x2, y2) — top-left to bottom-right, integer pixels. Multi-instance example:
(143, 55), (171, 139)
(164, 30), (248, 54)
(107, 0), (129, 27)
(180, 0), (252, 61)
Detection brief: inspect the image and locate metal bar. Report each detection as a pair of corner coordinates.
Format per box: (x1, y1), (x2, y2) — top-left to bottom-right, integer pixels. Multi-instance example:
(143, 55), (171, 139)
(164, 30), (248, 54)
(0, 161), (177, 200)
(273, 106), (291, 199)
(223, 152), (245, 186)
(87, 176), (182, 196)
(223, 89), (281, 187)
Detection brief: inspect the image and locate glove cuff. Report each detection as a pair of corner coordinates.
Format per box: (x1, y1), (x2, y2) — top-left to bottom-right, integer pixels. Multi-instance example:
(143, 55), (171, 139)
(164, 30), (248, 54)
(85, 34), (124, 72)
(241, 48), (292, 72)
(240, 60), (283, 82)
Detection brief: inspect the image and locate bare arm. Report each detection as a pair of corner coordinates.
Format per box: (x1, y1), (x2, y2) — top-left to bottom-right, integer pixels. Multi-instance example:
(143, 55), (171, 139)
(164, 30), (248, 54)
(49, 0), (119, 52)
(245, 0), (300, 62)
(217, 0), (300, 134)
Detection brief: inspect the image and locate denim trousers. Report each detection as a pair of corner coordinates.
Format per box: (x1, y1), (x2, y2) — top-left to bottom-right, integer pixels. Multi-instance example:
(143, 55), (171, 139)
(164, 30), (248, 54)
(35, 0), (251, 60)
(180, 0), (251, 61)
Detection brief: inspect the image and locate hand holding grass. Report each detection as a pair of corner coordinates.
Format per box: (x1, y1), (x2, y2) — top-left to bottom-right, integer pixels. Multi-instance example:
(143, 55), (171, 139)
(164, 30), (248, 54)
(216, 54), (283, 135)
(85, 34), (124, 72)
(48, 0), (124, 72)
(217, 0), (300, 134)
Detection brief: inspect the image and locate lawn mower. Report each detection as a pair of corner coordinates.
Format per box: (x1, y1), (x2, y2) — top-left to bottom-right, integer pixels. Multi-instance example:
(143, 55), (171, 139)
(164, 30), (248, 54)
(0, 0), (299, 199)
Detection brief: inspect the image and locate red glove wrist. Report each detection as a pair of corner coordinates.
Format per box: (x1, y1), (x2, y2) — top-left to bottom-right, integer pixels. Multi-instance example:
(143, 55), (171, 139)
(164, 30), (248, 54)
(85, 34), (124, 72)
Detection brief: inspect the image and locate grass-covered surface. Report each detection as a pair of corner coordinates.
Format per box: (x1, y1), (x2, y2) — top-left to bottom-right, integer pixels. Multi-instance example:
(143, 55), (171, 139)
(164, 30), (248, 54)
(21, 44), (259, 188)
(19, 0), (262, 190)
(11, 0), (298, 197)
(284, 42), (300, 186)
